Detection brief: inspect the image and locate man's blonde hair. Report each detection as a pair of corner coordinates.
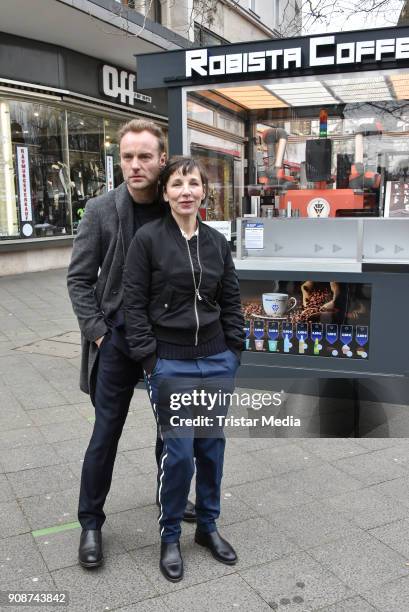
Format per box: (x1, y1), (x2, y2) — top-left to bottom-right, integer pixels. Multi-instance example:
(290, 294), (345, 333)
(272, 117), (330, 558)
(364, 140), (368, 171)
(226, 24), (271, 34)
(118, 119), (165, 153)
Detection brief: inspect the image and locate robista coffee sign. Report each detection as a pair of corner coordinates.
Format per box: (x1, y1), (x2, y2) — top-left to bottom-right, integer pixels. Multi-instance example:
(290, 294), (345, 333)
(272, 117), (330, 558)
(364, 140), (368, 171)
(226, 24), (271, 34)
(185, 33), (409, 78)
(135, 26), (409, 91)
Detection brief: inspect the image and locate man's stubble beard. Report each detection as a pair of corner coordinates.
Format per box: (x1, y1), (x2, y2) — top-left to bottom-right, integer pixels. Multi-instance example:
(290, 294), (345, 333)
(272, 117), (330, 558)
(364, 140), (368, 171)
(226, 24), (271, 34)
(125, 175), (158, 203)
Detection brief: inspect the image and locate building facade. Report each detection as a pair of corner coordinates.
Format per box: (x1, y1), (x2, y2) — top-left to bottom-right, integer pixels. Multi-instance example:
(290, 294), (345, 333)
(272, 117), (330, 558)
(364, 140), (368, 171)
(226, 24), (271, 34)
(0, 0), (188, 274)
(119, 0), (301, 44)
(0, 0), (299, 275)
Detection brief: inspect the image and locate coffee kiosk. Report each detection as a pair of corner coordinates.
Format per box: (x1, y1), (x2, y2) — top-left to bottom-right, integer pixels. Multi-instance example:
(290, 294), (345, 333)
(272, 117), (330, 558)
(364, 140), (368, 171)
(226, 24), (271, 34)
(136, 26), (409, 434)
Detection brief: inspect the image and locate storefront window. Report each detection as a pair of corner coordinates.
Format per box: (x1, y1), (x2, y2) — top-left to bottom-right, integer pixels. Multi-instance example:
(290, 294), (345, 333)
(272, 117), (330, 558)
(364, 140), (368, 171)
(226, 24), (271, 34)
(187, 100), (215, 126)
(0, 99), (70, 238)
(0, 97), (166, 241)
(68, 111), (105, 231)
(189, 131), (244, 222)
(187, 96), (245, 224)
(188, 69), (409, 219)
(216, 113), (244, 136)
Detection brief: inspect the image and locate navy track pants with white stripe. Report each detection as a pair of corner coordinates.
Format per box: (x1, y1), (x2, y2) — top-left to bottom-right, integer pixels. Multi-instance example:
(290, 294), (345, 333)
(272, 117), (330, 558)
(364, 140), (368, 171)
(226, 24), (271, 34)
(145, 349), (239, 543)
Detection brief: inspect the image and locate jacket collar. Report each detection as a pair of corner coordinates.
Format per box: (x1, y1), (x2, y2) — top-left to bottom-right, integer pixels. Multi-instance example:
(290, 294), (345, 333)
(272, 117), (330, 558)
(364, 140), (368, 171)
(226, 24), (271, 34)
(165, 209), (204, 240)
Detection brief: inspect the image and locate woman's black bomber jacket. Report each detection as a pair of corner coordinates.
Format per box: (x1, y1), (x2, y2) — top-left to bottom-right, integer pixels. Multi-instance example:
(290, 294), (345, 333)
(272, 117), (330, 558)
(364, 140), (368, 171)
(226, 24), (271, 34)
(122, 212), (245, 369)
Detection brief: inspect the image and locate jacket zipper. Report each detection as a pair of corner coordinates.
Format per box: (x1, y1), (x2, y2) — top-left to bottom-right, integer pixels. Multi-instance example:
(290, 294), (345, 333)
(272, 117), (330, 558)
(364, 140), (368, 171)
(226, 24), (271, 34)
(184, 230), (202, 346)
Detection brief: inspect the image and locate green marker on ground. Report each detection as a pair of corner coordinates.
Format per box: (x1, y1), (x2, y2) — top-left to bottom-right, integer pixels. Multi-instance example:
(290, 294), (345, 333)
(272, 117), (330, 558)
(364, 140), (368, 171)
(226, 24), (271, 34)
(32, 521), (80, 538)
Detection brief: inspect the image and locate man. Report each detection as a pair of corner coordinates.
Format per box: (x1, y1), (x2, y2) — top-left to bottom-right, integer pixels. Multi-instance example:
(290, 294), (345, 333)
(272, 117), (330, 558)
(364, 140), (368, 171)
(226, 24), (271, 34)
(67, 119), (196, 569)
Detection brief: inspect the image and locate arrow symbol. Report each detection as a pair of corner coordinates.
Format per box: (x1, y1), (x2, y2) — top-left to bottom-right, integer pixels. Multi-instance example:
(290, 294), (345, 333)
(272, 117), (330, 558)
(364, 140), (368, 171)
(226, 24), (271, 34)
(314, 244), (324, 252)
(274, 243), (283, 252)
(332, 244), (342, 253)
(394, 245), (404, 254)
(375, 244), (384, 253)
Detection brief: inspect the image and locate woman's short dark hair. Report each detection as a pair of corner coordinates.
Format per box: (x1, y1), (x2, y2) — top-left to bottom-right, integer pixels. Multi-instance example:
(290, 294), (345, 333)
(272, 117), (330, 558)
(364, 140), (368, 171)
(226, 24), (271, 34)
(159, 156), (208, 198)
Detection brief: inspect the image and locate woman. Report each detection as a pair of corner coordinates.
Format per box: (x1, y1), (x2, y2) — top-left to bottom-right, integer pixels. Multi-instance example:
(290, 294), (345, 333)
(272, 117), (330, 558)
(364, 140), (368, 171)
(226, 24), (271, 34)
(123, 157), (244, 582)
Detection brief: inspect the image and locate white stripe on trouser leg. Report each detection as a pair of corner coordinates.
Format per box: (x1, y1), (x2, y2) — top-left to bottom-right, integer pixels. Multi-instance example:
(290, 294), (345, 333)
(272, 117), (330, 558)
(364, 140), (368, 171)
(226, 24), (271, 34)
(145, 377), (157, 420)
(158, 448), (168, 536)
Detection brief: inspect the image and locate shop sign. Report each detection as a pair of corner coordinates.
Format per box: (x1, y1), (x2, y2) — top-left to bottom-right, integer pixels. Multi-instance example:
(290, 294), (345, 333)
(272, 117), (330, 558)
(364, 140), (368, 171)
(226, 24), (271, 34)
(185, 34), (409, 78)
(106, 155), (114, 192)
(204, 220), (231, 240)
(16, 146), (34, 238)
(245, 222), (264, 249)
(101, 64), (152, 107)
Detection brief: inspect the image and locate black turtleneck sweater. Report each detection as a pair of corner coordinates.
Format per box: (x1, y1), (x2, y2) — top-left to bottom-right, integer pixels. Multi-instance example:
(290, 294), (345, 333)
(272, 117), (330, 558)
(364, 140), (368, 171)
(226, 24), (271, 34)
(108, 192), (166, 354)
(128, 192), (165, 236)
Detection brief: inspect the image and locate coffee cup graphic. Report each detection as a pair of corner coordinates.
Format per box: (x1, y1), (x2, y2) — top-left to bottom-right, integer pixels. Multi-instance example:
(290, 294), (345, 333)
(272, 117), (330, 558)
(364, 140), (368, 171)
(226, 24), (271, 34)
(262, 293), (297, 317)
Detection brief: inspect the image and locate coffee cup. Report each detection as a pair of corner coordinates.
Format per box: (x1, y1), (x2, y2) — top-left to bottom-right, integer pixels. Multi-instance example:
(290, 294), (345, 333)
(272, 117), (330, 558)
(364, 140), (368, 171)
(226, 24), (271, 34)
(268, 339), (278, 352)
(262, 293), (296, 317)
(255, 339), (264, 351)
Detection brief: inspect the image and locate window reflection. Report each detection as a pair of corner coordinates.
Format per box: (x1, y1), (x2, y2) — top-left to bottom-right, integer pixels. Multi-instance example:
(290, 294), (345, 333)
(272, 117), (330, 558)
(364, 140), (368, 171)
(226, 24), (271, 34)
(104, 118), (124, 191)
(0, 100), (168, 240)
(189, 70), (409, 219)
(67, 112), (105, 231)
(9, 101), (70, 237)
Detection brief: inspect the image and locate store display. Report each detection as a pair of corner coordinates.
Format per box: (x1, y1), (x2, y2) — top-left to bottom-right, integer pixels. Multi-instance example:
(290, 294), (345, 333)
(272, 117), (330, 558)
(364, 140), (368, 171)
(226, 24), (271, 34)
(241, 279), (371, 360)
(9, 101), (71, 238)
(188, 66), (409, 223)
(190, 144), (238, 222)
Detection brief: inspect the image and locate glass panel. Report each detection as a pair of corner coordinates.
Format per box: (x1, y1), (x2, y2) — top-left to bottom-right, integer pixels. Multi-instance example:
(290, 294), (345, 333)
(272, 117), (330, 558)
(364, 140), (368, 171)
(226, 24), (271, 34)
(189, 128), (243, 223)
(0, 99), (70, 239)
(216, 112), (245, 136)
(194, 23), (228, 46)
(67, 111), (105, 232)
(187, 92), (245, 226)
(189, 69), (409, 218)
(187, 100), (215, 126)
(254, 99), (409, 217)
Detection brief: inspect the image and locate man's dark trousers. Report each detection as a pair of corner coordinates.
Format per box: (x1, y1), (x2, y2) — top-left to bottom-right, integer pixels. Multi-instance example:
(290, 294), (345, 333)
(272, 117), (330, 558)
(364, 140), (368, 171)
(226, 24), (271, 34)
(78, 333), (140, 529)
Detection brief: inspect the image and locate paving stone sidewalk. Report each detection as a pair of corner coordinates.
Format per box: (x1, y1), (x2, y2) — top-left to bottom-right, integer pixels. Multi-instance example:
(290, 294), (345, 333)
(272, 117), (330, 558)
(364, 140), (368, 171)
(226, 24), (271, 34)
(1, 269), (409, 611)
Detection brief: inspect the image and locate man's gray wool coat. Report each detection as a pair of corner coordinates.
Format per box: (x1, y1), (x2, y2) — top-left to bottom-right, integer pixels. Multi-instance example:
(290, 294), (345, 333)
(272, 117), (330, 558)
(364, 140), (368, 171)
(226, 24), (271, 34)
(67, 182), (139, 405)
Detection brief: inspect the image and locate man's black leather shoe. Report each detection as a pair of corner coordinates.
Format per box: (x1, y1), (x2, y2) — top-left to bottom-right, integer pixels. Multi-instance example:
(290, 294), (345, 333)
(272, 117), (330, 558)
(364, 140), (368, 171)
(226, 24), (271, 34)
(160, 542), (183, 582)
(155, 495), (197, 523)
(78, 529), (103, 568)
(194, 529), (237, 565)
